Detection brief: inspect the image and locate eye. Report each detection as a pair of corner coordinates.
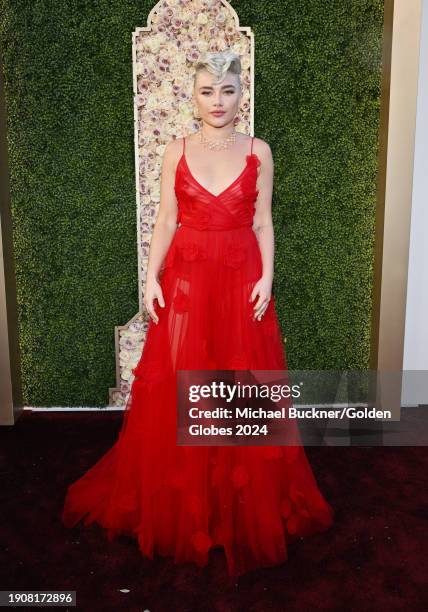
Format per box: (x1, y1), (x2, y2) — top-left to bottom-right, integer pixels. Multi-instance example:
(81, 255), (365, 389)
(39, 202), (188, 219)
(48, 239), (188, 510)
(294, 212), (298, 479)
(200, 90), (235, 95)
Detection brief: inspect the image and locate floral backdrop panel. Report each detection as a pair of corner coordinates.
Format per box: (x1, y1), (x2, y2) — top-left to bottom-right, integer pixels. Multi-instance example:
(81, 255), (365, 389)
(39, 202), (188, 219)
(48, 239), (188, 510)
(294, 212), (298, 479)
(109, 0), (254, 406)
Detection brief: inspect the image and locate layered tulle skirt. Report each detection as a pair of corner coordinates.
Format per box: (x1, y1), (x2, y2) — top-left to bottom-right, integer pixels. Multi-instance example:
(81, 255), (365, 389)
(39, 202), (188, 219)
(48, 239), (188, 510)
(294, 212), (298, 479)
(61, 225), (334, 576)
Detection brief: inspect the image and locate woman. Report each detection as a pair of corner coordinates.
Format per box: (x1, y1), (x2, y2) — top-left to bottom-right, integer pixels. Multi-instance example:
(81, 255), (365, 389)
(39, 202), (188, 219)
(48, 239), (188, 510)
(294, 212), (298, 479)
(61, 49), (334, 577)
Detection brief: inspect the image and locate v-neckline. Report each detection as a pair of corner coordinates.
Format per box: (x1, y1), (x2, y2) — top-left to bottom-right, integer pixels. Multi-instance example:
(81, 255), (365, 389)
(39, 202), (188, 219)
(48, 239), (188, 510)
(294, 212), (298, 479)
(181, 152), (252, 199)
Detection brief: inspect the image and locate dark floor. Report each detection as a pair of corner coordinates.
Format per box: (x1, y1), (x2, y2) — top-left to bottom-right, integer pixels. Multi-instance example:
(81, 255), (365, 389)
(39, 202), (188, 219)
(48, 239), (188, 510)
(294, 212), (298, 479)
(0, 410), (427, 611)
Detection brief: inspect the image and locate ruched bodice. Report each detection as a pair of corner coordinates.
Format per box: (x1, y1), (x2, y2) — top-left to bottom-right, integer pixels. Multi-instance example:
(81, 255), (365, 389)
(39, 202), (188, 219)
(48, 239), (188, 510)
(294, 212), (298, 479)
(174, 137), (261, 231)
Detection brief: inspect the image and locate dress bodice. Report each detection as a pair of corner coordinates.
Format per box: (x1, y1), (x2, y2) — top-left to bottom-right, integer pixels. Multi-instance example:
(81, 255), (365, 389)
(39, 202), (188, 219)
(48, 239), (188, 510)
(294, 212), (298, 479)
(174, 136), (261, 231)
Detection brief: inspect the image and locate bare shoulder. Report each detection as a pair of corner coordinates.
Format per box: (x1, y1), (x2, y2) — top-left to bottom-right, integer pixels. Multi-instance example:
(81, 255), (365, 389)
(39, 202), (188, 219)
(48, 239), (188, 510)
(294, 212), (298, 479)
(162, 136), (184, 168)
(251, 136), (273, 161)
(164, 136), (184, 157)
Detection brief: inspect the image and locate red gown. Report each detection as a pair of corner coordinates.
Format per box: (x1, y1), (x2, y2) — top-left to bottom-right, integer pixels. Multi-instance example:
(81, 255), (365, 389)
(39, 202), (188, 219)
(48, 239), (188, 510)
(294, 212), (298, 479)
(61, 135), (334, 576)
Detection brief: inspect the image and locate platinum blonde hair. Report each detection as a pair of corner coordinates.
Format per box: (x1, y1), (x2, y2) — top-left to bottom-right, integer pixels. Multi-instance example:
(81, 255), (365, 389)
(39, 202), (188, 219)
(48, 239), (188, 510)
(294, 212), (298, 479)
(193, 49), (242, 87)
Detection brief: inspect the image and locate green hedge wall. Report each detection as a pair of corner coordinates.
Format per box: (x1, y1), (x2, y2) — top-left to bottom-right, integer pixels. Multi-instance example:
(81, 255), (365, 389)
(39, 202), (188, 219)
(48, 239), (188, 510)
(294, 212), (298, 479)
(0, 0), (384, 406)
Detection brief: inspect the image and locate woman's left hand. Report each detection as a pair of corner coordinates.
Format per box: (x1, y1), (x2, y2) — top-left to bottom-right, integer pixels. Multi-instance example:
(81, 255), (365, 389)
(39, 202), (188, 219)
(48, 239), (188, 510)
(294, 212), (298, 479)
(249, 276), (272, 321)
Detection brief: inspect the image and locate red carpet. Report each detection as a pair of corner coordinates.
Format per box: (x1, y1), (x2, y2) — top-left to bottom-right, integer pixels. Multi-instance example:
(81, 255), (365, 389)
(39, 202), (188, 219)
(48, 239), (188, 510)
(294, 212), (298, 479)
(0, 411), (427, 611)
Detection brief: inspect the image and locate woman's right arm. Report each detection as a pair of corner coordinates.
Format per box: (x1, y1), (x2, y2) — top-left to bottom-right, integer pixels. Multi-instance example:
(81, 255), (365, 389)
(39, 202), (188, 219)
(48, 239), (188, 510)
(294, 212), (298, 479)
(144, 139), (180, 324)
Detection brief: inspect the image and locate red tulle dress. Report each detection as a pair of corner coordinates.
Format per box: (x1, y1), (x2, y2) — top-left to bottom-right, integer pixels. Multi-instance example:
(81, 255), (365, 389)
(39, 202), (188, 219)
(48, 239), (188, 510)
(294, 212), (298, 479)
(61, 135), (334, 576)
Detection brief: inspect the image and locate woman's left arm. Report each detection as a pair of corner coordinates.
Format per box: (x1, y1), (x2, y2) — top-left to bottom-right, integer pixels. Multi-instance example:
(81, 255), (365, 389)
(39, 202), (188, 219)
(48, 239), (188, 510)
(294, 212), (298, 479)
(250, 139), (275, 321)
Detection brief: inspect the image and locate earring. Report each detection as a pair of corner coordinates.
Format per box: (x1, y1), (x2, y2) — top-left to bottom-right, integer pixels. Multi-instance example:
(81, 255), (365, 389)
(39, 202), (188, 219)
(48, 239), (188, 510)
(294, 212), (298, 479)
(193, 107), (201, 119)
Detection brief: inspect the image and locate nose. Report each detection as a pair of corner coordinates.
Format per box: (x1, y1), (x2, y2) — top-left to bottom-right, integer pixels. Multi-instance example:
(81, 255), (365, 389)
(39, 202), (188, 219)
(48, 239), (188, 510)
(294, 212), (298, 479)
(213, 95), (224, 108)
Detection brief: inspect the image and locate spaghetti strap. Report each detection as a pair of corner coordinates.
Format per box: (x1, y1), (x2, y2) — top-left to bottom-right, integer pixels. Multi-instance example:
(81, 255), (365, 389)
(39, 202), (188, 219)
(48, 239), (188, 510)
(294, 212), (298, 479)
(251, 136), (254, 154)
(183, 136), (186, 153)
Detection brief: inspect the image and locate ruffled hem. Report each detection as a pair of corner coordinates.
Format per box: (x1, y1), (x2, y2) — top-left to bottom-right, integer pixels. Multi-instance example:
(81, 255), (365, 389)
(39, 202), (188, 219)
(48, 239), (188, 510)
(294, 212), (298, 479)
(62, 434), (334, 576)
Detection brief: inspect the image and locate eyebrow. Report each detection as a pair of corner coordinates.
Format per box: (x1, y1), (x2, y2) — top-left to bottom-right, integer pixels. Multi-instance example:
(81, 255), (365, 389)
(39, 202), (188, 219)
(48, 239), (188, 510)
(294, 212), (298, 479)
(198, 84), (236, 91)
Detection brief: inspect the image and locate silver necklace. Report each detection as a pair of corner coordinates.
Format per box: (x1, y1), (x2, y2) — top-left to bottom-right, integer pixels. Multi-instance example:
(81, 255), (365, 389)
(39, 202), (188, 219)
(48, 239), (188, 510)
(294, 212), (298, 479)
(199, 129), (237, 150)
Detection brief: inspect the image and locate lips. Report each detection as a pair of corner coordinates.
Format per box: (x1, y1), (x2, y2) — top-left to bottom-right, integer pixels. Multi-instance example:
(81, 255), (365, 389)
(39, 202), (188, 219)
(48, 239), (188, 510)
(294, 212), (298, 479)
(211, 111), (225, 116)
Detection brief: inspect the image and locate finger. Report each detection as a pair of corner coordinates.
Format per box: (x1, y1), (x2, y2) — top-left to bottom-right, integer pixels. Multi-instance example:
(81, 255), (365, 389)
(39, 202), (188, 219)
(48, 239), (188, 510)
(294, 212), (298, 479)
(253, 295), (265, 313)
(261, 299), (269, 310)
(257, 305), (268, 320)
(253, 306), (267, 320)
(146, 301), (159, 324)
(253, 295), (268, 314)
(149, 308), (159, 324)
(249, 288), (258, 303)
(256, 308), (267, 321)
(157, 291), (165, 308)
(255, 301), (269, 319)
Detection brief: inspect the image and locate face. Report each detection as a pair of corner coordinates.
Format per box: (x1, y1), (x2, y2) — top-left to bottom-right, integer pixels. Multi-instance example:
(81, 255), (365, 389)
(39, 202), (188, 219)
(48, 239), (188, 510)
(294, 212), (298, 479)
(193, 69), (241, 128)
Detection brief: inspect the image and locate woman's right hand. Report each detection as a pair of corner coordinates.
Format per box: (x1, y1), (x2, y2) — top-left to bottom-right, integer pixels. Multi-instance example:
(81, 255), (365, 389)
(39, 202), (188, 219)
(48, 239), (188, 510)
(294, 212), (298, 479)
(143, 277), (165, 325)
